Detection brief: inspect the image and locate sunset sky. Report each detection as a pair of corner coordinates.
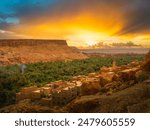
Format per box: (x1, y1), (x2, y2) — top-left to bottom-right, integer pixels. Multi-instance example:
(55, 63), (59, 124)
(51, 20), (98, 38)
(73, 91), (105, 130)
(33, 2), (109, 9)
(0, 0), (150, 47)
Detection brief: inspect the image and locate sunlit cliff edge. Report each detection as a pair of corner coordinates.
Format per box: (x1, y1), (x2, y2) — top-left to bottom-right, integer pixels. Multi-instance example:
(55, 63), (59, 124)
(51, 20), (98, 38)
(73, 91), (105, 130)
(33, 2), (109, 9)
(0, 39), (87, 65)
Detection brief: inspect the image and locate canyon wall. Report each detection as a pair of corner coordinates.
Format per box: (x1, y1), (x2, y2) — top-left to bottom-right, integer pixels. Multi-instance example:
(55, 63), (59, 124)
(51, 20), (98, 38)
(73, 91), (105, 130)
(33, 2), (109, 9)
(0, 39), (67, 47)
(0, 39), (87, 65)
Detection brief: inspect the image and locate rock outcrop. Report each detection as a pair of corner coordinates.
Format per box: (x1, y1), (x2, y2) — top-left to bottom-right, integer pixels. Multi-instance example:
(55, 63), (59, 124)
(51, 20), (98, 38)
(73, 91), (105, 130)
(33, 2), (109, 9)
(142, 51), (150, 71)
(0, 39), (87, 65)
(66, 82), (150, 113)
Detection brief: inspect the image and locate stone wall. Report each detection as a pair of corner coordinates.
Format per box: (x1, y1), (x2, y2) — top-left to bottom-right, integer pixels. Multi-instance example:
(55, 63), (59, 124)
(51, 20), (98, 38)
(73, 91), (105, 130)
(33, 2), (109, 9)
(16, 82), (82, 107)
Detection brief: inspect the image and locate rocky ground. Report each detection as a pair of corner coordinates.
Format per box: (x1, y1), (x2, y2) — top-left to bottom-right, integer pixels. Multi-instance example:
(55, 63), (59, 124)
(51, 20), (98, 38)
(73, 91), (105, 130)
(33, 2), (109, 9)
(66, 81), (150, 113)
(0, 51), (150, 113)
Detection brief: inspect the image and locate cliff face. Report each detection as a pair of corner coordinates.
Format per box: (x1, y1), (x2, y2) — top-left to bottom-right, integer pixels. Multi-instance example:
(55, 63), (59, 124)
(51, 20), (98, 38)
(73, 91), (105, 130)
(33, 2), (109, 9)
(0, 39), (67, 46)
(0, 39), (87, 65)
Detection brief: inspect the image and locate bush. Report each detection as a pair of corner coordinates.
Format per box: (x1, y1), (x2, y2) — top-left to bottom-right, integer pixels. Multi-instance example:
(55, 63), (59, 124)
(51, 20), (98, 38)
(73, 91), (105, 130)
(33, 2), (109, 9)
(0, 55), (144, 89)
(0, 90), (16, 106)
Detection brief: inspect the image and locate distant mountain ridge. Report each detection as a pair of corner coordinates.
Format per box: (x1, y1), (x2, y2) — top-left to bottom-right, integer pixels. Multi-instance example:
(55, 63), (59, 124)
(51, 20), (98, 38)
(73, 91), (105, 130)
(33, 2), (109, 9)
(0, 39), (87, 65)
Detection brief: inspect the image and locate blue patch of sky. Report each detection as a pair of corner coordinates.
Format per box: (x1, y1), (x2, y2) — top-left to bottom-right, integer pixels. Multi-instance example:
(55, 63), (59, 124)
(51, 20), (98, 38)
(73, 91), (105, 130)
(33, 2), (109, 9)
(0, 0), (19, 15)
(0, 0), (59, 9)
(0, 18), (4, 23)
(0, 0), (59, 24)
(5, 17), (19, 24)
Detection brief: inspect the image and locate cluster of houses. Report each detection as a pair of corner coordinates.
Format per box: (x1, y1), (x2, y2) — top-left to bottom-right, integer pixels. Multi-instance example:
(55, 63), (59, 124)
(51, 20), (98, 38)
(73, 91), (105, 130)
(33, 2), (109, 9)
(16, 61), (141, 107)
(16, 80), (83, 107)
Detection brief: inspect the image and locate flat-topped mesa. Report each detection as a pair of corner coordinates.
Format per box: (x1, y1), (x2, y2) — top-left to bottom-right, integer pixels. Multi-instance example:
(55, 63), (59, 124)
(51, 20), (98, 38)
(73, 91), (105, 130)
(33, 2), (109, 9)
(0, 39), (87, 65)
(0, 39), (67, 47)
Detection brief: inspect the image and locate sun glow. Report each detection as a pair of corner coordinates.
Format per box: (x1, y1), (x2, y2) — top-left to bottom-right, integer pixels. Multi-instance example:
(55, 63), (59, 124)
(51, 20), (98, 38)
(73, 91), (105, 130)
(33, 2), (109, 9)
(66, 30), (109, 46)
(5, 10), (150, 47)
(77, 33), (106, 46)
(9, 12), (123, 44)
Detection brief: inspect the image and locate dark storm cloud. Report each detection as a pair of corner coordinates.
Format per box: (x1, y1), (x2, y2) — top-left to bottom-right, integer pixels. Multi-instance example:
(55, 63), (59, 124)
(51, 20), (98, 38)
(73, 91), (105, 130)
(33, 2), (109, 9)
(116, 0), (150, 35)
(6, 0), (129, 24)
(0, 0), (150, 35)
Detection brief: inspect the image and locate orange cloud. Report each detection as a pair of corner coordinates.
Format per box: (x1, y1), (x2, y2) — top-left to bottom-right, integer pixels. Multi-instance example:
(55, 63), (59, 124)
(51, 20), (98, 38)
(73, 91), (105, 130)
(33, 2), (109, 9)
(2, 0), (150, 47)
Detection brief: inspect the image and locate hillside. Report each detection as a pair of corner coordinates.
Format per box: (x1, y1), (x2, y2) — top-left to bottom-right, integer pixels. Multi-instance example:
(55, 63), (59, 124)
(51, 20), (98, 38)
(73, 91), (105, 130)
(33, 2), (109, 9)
(0, 39), (87, 65)
(66, 51), (150, 113)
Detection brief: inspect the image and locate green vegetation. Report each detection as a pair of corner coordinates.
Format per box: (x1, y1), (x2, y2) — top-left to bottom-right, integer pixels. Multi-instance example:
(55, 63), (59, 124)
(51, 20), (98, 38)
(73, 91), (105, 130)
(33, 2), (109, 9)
(0, 55), (144, 106)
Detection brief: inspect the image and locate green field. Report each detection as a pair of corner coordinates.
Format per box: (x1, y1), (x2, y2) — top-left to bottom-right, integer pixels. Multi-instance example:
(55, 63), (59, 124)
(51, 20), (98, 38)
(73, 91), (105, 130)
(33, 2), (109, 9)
(0, 55), (144, 106)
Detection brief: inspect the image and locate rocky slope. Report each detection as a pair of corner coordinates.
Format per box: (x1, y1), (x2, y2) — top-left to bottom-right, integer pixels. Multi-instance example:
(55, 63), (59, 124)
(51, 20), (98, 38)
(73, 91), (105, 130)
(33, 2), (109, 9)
(65, 53), (150, 113)
(66, 82), (150, 113)
(0, 39), (87, 65)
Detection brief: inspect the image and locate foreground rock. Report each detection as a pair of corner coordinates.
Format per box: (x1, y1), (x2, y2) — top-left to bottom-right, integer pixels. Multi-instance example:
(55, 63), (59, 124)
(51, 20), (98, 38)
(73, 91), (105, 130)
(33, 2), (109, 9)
(1, 81), (150, 113)
(66, 82), (150, 113)
(0, 99), (65, 113)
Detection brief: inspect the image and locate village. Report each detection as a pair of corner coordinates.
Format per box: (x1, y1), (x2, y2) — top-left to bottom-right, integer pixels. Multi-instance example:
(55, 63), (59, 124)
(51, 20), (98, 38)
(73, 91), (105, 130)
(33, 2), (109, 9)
(16, 60), (141, 107)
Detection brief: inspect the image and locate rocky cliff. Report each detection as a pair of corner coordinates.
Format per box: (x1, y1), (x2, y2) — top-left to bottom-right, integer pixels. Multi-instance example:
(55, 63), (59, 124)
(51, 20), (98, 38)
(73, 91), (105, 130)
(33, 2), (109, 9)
(0, 39), (67, 46)
(0, 39), (87, 65)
